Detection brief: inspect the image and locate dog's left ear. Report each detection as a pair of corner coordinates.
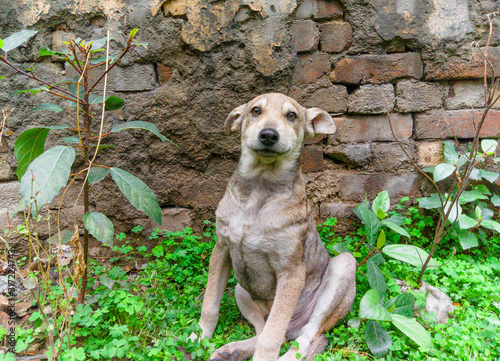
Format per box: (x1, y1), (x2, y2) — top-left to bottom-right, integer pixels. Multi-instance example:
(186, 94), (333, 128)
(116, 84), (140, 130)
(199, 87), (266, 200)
(305, 108), (337, 137)
(223, 104), (246, 135)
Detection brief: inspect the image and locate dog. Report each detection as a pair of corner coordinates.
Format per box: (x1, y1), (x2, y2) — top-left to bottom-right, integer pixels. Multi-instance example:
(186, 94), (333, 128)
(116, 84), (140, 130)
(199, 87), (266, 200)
(192, 93), (356, 361)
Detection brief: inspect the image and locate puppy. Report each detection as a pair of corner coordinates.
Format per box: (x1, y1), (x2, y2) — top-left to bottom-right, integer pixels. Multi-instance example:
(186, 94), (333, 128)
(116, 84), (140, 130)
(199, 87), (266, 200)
(193, 93), (356, 361)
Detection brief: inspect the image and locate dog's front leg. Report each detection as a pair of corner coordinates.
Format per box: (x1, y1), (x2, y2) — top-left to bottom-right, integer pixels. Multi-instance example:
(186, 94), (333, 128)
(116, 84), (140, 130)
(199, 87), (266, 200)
(253, 263), (306, 361)
(195, 241), (232, 340)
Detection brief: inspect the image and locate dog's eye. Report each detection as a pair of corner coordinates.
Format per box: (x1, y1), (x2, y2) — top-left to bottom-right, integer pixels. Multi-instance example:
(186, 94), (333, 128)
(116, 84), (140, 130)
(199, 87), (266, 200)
(286, 112), (297, 121)
(251, 107), (261, 116)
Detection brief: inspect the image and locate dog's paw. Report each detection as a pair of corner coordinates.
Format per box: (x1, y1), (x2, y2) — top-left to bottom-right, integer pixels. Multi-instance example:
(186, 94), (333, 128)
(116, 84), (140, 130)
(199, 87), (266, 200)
(210, 350), (240, 361)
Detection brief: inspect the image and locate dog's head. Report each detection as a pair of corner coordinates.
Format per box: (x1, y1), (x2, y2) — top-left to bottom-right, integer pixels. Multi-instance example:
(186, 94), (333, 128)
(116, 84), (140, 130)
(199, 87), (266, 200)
(224, 93), (336, 166)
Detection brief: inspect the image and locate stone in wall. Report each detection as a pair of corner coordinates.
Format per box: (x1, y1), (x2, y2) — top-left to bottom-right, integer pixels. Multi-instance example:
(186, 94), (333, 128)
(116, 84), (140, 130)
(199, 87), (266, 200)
(291, 20), (320, 53)
(319, 21), (352, 53)
(347, 84), (395, 114)
(396, 79), (447, 113)
(295, 84), (348, 113)
(444, 81), (485, 110)
(292, 52), (331, 84)
(295, 0), (343, 20)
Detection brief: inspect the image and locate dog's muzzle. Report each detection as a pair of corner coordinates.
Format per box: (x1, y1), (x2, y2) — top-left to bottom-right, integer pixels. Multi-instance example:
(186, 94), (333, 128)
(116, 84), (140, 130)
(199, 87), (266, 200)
(259, 128), (279, 147)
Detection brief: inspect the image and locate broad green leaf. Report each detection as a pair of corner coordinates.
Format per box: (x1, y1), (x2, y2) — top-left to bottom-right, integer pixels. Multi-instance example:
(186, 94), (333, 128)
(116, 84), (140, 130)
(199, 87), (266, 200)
(367, 260), (386, 296)
(0, 39), (3, 48)
(481, 219), (500, 233)
(365, 321), (392, 358)
(418, 193), (441, 209)
(47, 229), (74, 245)
(357, 206), (381, 247)
(457, 154), (468, 168)
(372, 190), (390, 215)
(129, 28), (139, 38)
(469, 168), (481, 180)
(444, 200), (461, 224)
(38, 47), (67, 57)
(110, 167), (162, 224)
(1, 30), (38, 52)
(111, 121), (167, 141)
(475, 206), (482, 220)
(83, 212), (114, 246)
(422, 166), (434, 173)
(90, 55), (118, 65)
(20, 146), (75, 216)
(481, 139), (498, 154)
(443, 141), (458, 164)
(99, 274), (116, 289)
(332, 241), (351, 255)
(480, 169), (499, 183)
(458, 190), (488, 204)
(383, 245), (440, 268)
(385, 293), (415, 318)
(376, 230), (386, 249)
(88, 167), (110, 184)
(475, 184), (491, 195)
(457, 214), (478, 229)
(62, 136), (80, 144)
(359, 289), (392, 322)
(30, 103), (63, 112)
(376, 208), (386, 219)
(459, 230), (478, 250)
(433, 163), (455, 182)
(89, 36), (112, 51)
(391, 314), (432, 350)
(16, 86), (49, 95)
(14, 128), (50, 180)
(104, 95), (125, 111)
(491, 194), (500, 207)
(384, 215), (405, 226)
(382, 219), (411, 239)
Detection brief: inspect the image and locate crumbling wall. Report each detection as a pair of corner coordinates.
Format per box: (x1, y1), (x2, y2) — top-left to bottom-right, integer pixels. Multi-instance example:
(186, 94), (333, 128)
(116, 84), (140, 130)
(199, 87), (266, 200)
(0, 0), (499, 240)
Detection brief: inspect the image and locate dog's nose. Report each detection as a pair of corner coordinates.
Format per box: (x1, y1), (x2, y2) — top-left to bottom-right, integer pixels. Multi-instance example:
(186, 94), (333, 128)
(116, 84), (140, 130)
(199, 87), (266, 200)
(259, 128), (279, 146)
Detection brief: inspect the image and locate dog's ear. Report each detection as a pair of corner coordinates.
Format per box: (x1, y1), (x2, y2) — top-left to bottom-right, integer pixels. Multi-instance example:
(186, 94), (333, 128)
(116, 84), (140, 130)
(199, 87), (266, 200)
(223, 104), (246, 135)
(305, 108), (336, 137)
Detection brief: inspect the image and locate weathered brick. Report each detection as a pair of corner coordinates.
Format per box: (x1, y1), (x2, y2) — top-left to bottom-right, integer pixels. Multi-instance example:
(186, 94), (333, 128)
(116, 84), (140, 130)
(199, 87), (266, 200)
(330, 113), (413, 142)
(302, 145), (324, 172)
(292, 52), (331, 84)
(320, 201), (356, 218)
(426, 47), (500, 80)
(163, 0), (187, 17)
(444, 80), (484, 110)
(396, 79), (446, 113)
(157, 64), (173, 85)
(348, 84), (395, 114)
(414, 110), (500, 139)
(296, 0), (343, 20)
(324, 143), (372, 167)
(299, 85), (348, 113)
(320, 21), (352, 53)
(370, 142), (415, 171)
(0, 181), (21, 232)
(291, 20), (320, 53)
(51, 30), (76, 54)
(337, 171), (419, 199)
(330, 52), (423, 84)
(418, 142), (445, 167)
(0, 161), (12, 181)
(160, 207), (192, 232)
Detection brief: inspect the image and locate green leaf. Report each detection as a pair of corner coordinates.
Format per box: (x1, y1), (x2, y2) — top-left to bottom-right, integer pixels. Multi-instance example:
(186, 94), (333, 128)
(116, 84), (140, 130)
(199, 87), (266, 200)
(23, 275), (38, 290)
(481, 219), (500, 233)
(457, 214), (478, 229)
(104, 95), (125, 111)
(458, 190), (489, 204)
(481, 139), (498, 154)
(443, 141), (458, 164)
(0, 39), (3, 49)
(47, 229), (74, 245)
(20, 146), (75, 216)
(111, 121), (167, 141)
(83, 212), (114, 247)
(367, 260), (386, 296)
(357, 206), (381, 247)
(359, 289), (392, 321)
(62, 136), (80, 144)
(332, 241), (351, 255)
(129, 28), (139, 38)
(90, 55), (118, 65)
(382, 245), (440, 268)
(110, 167), (162, 225)
(16, 86), (49, 95)
(14, 128), (50, 180)
(469, 168), (481, 180)
(372, 190), (390, 215)
(90, 36), (113, 51)
(1, 30), (38, 52)
(459, 230), (478, 250)
(376, 208), (386, 219)
(480, 169), (499, 183)
(491, 194), (500, 207)
(365, 321), (392, 358)
(385, 293), (415, 318)
(88, 167), (110, 184)
(444, 201), (462, 224)
(38, 47), (67, 57)
(100, 274), (116, 289)
(418, 193), (441, 209)
(30, 103), (64, 112)
(382, 220), (410, 239)
(433, 163), (455, 182)
(391, 314), (432, 351)
(376, 230), (386, 249)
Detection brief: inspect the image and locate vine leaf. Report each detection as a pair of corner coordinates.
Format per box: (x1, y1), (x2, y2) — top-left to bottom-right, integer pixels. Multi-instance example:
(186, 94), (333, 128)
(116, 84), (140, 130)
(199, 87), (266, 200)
(365, 320), (392, 358)
(20, 145), (75, 216)
(111, 121), (168, 141)
(83, 212), (114, 247)
(367, 260), (386, 296)
(88, 167), (110, 184)
(30, 103), (64, 112)
(110, 167), (162, 225)
(14, 128), (50, 180)
(359, 289), (392, 322)
(1, 30), (38, 52)
(382, 245), (440, 268)
(391, 314), (432, 351)
(382, 220), (411, 239)
(433, 163), (455, 182)
(458, 230), (478, 250)
(384, 293), (415, 318)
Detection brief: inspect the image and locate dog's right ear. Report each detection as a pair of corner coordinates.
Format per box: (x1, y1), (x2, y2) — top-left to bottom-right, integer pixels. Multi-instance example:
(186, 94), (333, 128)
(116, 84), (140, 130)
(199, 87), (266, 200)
(223, 104), (246, 135)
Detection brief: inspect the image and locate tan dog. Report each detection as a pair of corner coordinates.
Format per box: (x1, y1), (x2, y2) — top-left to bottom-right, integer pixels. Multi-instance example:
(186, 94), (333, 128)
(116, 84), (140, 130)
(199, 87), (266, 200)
(193, 93), (356, 361)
